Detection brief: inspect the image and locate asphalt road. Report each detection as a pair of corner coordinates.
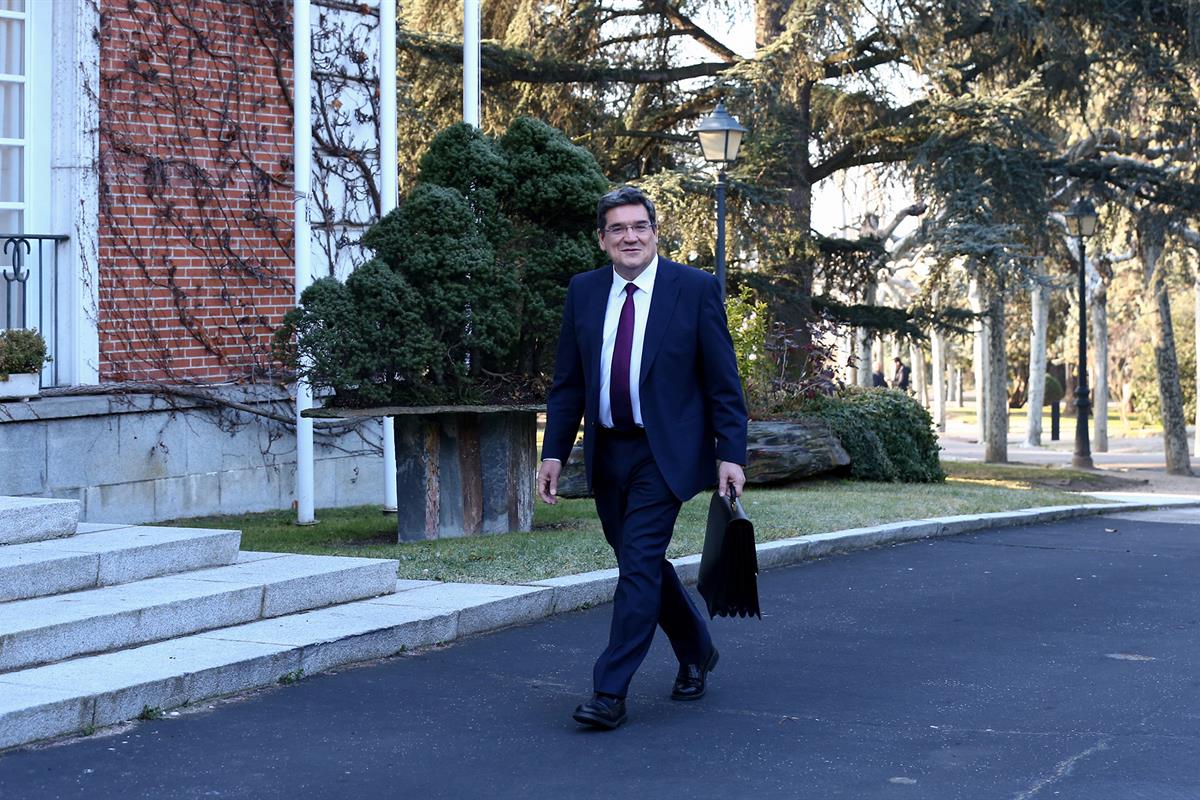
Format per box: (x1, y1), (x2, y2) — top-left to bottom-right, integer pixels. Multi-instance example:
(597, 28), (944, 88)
(2, 508), (1199, 800)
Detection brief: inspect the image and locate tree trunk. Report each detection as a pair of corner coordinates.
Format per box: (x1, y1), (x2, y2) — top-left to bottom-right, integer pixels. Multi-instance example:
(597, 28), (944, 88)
(1194, 267), (1200, 459)
(785, 81), (815, 353)
(1139, 218), (1193, 475)
(1120, 378), (1134, 428)
(956, 367), (965, 408)
(856, 331), (872, 387)
(1025, 269), (1050, 447)
(1150, 275), (1193, 474)
(755, 7), (815, 358)
(1091, 279), (1109, 452)
(969, 277), (989, 445)
(946, 352), (957, 402)
(754, 0), (787, 49)
(843, 332), (857, 386)
(930, 328), (947, 431)
(985, 291), (1008, 463)
(911, 343), (928, 407)
(856, 278), (876, 388)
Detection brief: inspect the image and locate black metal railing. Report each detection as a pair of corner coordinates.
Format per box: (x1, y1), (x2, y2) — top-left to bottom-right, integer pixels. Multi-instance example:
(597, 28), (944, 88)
(2, 233), (70, 387)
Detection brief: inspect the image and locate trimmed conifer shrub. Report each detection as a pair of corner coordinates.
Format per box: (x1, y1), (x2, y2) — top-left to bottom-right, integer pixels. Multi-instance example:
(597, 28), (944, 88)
(278, 118), (608, 407)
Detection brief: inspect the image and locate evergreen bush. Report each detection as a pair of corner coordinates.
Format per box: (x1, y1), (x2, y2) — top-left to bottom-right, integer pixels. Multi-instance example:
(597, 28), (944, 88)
(278, 118), (608, 407)
(722, 289), (940, 482)
(802, 387), (945, 482)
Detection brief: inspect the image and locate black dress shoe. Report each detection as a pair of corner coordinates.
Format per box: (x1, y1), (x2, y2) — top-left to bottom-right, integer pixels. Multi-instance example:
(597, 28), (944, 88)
(671, 646), (719, 701)
(572, 694), (627, 730)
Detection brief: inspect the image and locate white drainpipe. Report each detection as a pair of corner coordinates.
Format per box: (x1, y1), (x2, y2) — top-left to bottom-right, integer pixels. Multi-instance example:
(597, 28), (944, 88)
(464, 0), (480, 126)
(293, 0), (316, 524)
(379, 0), (399, 513)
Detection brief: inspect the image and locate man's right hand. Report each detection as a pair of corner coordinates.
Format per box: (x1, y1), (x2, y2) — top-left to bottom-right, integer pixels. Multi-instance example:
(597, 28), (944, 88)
(537, 459), (563, 505)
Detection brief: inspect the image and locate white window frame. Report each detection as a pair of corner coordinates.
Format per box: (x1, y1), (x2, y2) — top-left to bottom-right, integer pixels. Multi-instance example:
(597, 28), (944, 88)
(0, 3), (51, 232)
(0, 4), (29, 231)
(24, 2), (50, 235)
(1, 2), (55, 383)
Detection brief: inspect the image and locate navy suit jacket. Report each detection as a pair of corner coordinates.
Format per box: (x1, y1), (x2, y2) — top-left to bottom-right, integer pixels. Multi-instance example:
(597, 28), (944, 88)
(541, 257), (748, 501)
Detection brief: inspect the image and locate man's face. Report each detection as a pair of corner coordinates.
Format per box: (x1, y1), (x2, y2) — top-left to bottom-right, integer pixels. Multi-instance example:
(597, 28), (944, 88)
(598, 203), (658, 276)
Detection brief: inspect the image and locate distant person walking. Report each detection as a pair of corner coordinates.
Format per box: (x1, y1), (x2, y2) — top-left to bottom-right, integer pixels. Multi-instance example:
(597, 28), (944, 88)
(892, 357), (911, 392)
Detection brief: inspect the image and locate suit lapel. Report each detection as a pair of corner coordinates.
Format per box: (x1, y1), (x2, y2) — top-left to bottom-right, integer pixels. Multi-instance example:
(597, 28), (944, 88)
(639, 258), (680, 385)
(581, 268), (610, 400)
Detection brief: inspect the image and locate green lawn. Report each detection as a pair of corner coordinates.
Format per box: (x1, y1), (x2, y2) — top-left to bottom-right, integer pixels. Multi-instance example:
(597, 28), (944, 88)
(165, 471), (1095, 584)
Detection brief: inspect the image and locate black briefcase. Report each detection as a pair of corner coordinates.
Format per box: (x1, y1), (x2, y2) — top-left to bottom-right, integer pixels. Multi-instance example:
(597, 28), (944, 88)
(697, 488), (761, 619)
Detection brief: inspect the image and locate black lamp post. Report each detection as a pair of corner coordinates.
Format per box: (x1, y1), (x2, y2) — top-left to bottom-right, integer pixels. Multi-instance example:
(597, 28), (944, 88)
(693, 102), (747, 296)
(1063, 197), (1099, 469)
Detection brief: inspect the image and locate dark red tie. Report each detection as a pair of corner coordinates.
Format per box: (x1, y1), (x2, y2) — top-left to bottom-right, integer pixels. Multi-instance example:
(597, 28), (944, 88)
(610, 283), (637, 430)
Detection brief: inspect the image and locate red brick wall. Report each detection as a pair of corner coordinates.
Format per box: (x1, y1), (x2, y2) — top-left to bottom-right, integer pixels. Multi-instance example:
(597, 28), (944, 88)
(97, 0), (295, 382)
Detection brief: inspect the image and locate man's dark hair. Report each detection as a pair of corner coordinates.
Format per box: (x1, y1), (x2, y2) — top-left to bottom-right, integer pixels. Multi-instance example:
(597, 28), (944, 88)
(596, 186), (657, 231)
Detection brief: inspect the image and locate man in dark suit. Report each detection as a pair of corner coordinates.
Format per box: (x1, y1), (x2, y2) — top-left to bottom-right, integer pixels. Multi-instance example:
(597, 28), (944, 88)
(536, 186), (748, 730)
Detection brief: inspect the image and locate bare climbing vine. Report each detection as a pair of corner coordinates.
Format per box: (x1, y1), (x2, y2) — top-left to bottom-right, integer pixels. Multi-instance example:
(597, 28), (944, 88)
(94, 0), (384, 452)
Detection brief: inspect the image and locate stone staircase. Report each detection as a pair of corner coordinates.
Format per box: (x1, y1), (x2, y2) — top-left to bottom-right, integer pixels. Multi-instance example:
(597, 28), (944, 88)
(0, 496), (431, 750)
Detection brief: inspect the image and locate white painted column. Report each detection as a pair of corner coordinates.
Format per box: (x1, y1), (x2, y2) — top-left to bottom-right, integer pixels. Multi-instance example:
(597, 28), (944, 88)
(379, 0), (399, 513)
(293, 0), (316, 525)
(50, 0), (100, 386)
(463, 0), (481, 126)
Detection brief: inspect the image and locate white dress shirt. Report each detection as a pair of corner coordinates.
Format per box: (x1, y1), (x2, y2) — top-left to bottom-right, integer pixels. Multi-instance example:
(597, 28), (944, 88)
(598, 255), (657, 428)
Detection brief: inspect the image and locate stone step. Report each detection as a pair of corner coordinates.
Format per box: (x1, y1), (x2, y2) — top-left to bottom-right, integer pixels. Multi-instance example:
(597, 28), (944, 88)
(0, 579), (560, 750)
(0, 552), (399, 674)
(0, 524), (241, 603)
(0, 497), (80, 545)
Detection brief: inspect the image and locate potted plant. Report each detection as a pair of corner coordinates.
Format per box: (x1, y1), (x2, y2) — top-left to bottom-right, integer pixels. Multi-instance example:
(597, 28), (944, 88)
(278, 118), (609, 540)
(0, 328), (50, 401)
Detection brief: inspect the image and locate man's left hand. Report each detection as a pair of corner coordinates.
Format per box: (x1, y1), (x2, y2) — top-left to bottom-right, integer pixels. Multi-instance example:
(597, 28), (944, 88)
(717, 461), (745, 499)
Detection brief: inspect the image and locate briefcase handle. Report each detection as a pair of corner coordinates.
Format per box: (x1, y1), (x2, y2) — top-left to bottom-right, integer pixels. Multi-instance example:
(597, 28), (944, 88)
(724, 482), (740, 514)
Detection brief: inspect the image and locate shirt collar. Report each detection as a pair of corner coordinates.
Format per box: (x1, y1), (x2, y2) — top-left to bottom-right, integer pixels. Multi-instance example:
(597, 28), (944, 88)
(610, 255), (658, 298)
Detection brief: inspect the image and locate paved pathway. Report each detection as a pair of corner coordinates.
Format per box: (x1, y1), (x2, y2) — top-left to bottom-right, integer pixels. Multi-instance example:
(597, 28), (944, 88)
(938, 433), (1182, 470)
(2, 508), (1199, 799)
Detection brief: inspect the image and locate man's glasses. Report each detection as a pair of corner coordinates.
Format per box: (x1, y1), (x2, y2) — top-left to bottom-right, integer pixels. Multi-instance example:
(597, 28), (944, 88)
(602, 222), (655, 237)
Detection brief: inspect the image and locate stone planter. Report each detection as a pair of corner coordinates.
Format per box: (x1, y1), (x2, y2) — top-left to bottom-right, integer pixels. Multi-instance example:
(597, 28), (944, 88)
(308, 404), (541, 541)
(0, 373), (39, 401)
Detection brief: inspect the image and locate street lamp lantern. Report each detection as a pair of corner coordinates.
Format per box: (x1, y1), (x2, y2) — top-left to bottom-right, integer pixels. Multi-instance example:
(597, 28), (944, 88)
(1063, 198), (1099, 238)
(693, 102), (747, 296)
(1064, 196), (1098, 469)
(694, 102), (747, 164)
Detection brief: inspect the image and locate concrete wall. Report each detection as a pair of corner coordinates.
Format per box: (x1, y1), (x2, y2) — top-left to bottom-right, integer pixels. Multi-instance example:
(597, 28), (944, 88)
(0, 392), (385, 524)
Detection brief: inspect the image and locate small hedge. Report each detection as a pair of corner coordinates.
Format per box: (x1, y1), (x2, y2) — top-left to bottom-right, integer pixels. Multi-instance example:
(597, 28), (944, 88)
(802, 387), (944, 482)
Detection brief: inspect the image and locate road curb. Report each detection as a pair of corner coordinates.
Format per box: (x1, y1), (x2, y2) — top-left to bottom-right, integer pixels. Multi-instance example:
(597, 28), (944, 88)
(10, 497), (1194, 752)
(511, 498), (1200, 619)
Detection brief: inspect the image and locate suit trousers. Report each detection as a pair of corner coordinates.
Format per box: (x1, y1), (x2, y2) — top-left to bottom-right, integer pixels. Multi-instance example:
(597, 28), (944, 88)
(591, 428), (713, 698)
